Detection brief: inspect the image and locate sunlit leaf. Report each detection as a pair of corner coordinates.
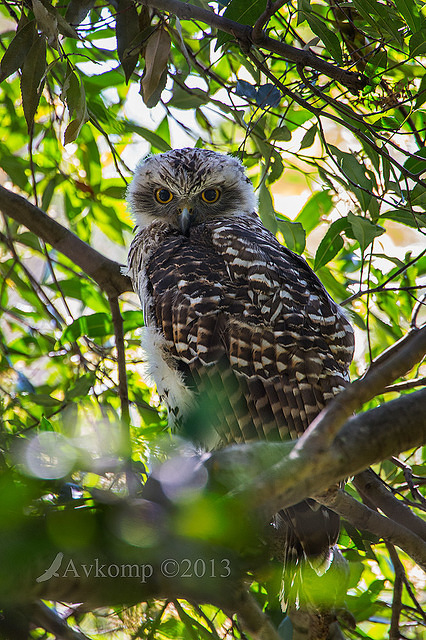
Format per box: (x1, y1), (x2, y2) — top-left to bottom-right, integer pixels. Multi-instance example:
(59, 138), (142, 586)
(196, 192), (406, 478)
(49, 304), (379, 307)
(295, 190), (333, 234)
(314, 217), (350, 270)
(299, 124), (317, 150)
(348, 212), (385, 253)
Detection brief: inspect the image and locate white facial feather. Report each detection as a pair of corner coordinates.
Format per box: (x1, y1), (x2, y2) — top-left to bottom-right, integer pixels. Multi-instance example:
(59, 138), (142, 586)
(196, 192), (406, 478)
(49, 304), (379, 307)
(127, 147), (257, 229)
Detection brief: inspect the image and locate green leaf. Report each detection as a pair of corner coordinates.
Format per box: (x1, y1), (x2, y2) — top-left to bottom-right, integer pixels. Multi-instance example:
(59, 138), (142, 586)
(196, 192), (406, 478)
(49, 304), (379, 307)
(314, 217), (350, 270)
(61, 310), (143, 344)
(0, 151), (29, 190)
(39, 416), (54, 431)
(47, 279), (109, 313)
(168, 85), (211, 110)
(300, 9), (342, 63)
(403, 147), (426, 175)
(140, 27), (171, 106)
(258, 183), (278, 233)
(347, 212), (385, 253)
(269, 126), (292, 142)
(394, 0), (421, 33)
(116, 0), (141, 83)
(216, 0), (266, 48)
(295, 190), (333, 234)
(299, 124), (317, 150)
(66, 373), (95, 400)
(65, 0), (95, 26)
(61, 312), (114, 343)
(276, 217), (306, 254)
(415, 73), (426, 109)
(409, 29), (426, 56)
(20, 33), (47, 131)
(26, 393), (61, 407)
(222, 0), (265, 24)
(379, 210), (426, 228)
(143, 67), (168, 109)
(35, 0), (79, 39)
(329, 145), (373, 210)
(0, 19), (36, 82)
(122, 121), (172, 151)
(353, 0), (404, 44)
(63, 68), (88, 144)
(122, 310), (145, 333)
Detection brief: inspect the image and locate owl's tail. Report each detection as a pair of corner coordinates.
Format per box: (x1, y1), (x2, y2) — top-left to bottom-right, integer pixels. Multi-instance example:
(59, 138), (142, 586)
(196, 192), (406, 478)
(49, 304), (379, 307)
(272, 501), (348, 610)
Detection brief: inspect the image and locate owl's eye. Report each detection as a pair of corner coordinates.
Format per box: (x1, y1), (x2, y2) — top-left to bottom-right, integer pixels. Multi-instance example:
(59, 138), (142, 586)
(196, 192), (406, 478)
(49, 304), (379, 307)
(155, 188), (173, 204)
(201, 188), (221, 203)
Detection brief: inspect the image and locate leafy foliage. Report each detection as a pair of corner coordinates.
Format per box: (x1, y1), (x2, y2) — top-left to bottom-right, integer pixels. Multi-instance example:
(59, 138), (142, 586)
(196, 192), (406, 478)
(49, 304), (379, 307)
(0, 0), (425, 638)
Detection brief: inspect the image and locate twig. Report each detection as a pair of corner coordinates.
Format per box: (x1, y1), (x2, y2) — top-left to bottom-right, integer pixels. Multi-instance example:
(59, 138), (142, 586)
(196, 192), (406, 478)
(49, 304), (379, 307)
(412, 293), (426, 328)
(247, 49), (426, 190)
(252, 0), (287, 41)
(390, 457), (426, 507)
(32, 601), (92, 640)
(109, 295), (131, 430)
(386, 543), (404, 640)
(0, 185), (132, 297)
(342, 248), (426, 306)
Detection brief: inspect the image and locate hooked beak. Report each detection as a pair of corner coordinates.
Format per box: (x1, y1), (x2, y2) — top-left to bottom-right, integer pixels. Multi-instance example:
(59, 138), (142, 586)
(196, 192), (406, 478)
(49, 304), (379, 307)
(179, 206), (193, 236)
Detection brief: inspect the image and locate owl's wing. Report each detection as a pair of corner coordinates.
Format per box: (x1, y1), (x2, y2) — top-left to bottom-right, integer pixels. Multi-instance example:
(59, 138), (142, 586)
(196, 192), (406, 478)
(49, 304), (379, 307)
(145, 215), (354, 446)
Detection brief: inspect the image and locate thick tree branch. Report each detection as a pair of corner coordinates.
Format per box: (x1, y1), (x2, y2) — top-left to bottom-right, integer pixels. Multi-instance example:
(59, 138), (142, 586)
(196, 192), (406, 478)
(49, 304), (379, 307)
(1, 387), (425, 612)
(141, 0), (367, 92)
(0, 185), (132, 297)
(317, 490), (426, 572)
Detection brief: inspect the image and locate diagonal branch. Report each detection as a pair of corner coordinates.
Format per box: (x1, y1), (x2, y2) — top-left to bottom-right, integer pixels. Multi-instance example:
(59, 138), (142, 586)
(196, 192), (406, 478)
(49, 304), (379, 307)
(141, 0), (367, 92)
(353, 470), (426, 540)
(316, 489), (426, 572)
(0, 185), (132, 297)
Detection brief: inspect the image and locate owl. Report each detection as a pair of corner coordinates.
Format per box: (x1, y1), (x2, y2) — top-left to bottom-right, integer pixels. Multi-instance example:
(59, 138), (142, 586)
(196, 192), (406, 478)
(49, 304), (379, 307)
(125, 147), (354, 574)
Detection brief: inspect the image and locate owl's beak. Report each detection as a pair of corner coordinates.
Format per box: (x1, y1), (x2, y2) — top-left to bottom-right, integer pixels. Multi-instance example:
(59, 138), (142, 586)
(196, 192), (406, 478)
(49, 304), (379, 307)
(179, 206), (193, 235)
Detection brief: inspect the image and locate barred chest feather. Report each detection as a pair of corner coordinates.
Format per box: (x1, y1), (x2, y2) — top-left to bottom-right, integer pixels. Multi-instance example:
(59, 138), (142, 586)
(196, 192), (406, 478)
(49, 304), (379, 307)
(126, 213), (354, 446)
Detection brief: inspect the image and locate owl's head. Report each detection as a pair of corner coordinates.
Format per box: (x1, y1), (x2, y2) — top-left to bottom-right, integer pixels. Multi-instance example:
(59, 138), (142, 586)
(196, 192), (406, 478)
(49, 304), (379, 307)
(127, 148), (256, 233)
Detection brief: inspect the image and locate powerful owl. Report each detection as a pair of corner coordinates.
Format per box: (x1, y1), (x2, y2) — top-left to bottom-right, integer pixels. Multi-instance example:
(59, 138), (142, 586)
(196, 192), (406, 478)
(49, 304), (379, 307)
(125, 147), (354, 574)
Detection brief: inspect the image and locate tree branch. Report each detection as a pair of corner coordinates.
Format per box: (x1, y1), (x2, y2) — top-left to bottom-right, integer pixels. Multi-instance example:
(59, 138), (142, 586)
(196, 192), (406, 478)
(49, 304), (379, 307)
(252, 0), (287, 41)
(316, 490), (426, 572)
(353, 470), (426, 541)
(0, 185), (132, 297)
(109, 295), (131, 429)
(141, 0), (367, 92)
(1, 387), (426, 612)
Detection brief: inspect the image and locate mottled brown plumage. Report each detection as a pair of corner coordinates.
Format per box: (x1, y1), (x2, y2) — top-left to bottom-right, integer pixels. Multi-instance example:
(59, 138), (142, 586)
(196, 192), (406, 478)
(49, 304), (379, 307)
(125, 147), (354, 574)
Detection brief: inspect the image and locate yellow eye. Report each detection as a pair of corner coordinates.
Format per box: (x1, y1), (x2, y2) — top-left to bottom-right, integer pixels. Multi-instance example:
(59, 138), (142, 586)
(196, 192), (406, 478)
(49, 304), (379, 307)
(155, 188), (173, 204)
(201, 188), (221, 204)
